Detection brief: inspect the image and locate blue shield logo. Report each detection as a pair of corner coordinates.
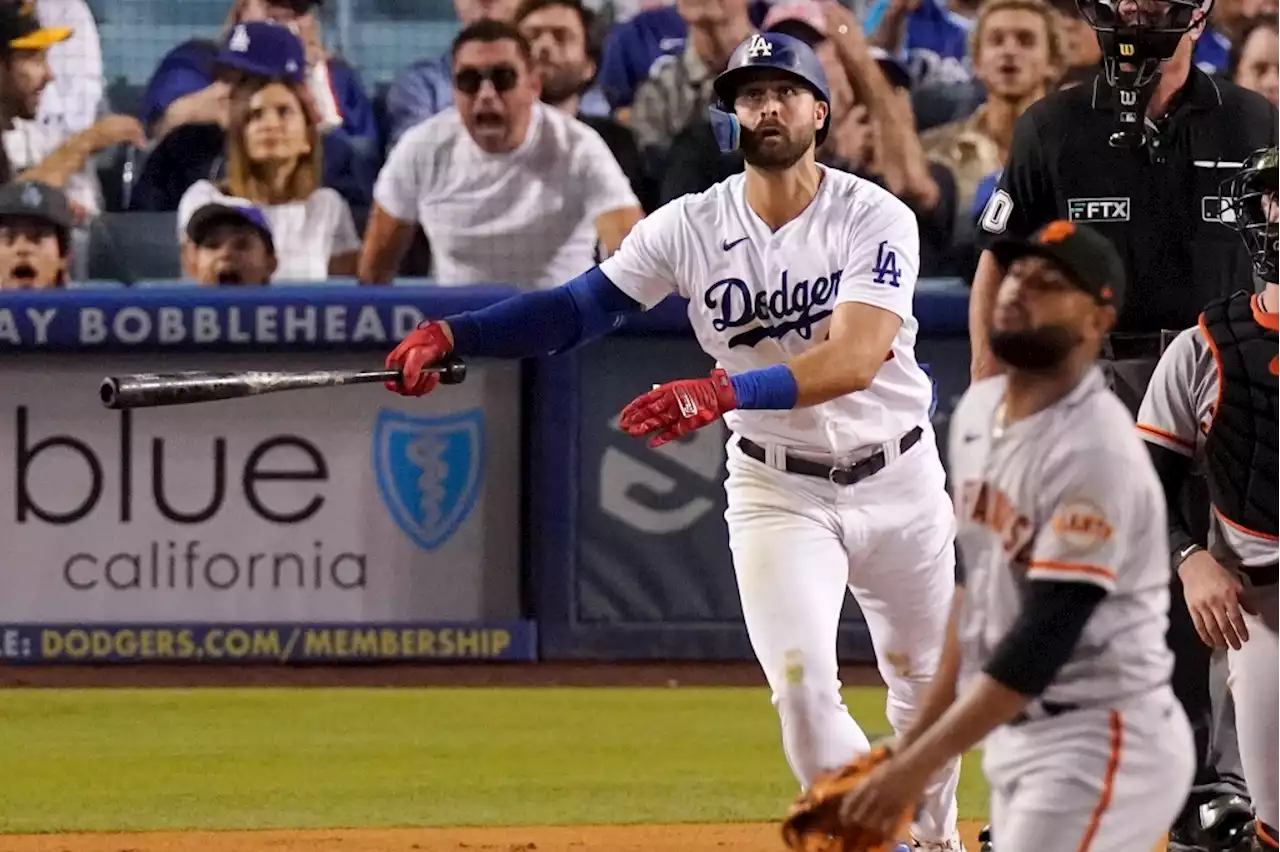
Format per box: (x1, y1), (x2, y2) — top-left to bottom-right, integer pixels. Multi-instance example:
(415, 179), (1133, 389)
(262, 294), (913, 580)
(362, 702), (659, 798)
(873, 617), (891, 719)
(373, 408), (485, 551)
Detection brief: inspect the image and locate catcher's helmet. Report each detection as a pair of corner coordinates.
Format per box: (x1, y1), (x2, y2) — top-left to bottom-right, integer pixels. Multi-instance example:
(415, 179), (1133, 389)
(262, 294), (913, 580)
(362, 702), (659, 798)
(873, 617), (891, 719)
(1220, 146), (1278, 284)
(708, 31), (831, 154)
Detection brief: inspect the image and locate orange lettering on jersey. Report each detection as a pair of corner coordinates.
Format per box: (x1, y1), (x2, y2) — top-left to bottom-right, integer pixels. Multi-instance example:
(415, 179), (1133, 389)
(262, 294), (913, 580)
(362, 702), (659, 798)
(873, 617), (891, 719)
(960, 480), (1035, 556)
(1050, 499), (1113, 555)
(1270, 355), (1278, 377)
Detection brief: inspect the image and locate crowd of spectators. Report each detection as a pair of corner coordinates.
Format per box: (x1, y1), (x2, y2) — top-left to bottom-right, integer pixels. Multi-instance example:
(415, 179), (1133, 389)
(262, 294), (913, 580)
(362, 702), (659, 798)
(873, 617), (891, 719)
(0, 0), (1274, 290)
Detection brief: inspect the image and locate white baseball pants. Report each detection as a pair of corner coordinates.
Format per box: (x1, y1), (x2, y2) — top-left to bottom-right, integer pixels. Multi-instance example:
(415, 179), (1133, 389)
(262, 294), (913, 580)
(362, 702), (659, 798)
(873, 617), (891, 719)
(723, 427), (960, 842)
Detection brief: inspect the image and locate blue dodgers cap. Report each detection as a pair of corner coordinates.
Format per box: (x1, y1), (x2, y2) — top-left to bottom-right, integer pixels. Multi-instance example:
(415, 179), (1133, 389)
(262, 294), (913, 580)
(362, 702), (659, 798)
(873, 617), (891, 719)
(216, 21), (305, 84)
(186, 199), (275, 254)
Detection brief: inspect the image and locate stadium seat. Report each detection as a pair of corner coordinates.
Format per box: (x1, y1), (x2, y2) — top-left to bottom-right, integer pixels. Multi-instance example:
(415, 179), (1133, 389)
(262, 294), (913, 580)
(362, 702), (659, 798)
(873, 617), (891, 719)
(88, 212), (182, 284)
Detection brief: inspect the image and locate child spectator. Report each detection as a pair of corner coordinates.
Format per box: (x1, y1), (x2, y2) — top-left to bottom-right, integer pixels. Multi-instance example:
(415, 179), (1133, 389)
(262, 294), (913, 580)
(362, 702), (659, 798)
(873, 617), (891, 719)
(177, 73), (359, 281)
(0, 179), (72, 288)
(182, 198), (277, 286)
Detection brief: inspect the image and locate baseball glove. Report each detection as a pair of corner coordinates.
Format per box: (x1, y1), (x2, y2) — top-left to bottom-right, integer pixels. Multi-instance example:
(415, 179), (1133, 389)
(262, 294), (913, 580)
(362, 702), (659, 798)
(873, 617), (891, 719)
(780, 744), (911, 852)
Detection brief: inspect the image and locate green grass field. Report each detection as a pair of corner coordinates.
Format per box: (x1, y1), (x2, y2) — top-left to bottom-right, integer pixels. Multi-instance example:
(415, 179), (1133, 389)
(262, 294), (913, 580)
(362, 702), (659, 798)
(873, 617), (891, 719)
(0, 686), (989, 835)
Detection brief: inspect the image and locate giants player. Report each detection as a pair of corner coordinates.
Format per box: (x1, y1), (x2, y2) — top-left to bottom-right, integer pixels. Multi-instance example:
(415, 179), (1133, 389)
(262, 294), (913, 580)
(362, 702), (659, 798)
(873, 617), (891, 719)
(384, 28), (965, 852)
(838, 221), (1195, 852)
(1137, 147), (1279, 852)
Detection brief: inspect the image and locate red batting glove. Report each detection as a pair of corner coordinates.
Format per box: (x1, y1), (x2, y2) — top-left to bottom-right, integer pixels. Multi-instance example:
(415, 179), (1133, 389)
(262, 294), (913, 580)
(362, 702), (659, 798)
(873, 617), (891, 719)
(385, 321), (453, 396)
(618, 368), (738, 448)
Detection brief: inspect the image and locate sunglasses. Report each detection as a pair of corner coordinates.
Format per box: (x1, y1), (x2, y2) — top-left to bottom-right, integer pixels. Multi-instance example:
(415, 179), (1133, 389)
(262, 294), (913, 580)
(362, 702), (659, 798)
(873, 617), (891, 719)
(454, 64), (520, 95)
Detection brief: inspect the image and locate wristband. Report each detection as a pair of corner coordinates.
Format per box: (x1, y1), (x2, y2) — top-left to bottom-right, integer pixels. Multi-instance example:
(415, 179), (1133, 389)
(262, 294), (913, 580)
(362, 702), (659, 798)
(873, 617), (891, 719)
(729, 364), (799, 410)
(1174, 543), (1204, 569)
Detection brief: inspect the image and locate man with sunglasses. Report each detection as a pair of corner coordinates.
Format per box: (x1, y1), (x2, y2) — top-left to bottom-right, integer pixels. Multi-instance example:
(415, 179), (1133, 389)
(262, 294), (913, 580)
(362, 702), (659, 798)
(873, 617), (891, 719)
(381, 29), (967, 851)
(360, 19), (643, 289)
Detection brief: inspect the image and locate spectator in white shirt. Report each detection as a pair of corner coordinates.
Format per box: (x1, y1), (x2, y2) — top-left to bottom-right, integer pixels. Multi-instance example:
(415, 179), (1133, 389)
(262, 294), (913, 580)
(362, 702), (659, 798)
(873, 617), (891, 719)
(177, 74), (360, 282)
(0, 1), (141, 220)
(359, 19), (643, 289)
(2, 0), (103, 213)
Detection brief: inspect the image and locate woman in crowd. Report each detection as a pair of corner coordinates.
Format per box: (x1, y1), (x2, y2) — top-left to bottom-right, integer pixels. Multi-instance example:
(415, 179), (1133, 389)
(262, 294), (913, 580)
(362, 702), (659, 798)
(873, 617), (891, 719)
(177, 74), (360, 282)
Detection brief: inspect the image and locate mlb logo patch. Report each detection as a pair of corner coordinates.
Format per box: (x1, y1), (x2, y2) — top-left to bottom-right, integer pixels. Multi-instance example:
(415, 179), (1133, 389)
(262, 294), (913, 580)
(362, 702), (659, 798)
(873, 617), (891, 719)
(1201, 196), (1238, 225)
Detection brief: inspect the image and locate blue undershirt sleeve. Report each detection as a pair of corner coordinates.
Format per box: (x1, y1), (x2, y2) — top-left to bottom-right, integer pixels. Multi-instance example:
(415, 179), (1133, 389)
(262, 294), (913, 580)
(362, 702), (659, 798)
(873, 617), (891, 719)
(444, 266), (643, 359)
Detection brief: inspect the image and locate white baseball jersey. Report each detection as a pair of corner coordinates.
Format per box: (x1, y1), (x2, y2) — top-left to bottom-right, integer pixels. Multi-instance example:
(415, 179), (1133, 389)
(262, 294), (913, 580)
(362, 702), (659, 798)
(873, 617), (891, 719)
(1138, 319), (1280, 569)
(948, 368), (1176, 706)
(598, 166), (932, 456)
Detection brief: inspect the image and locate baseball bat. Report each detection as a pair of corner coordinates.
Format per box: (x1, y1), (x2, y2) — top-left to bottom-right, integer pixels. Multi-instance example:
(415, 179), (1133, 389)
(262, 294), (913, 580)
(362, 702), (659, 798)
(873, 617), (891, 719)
(99, 358), (467, 410)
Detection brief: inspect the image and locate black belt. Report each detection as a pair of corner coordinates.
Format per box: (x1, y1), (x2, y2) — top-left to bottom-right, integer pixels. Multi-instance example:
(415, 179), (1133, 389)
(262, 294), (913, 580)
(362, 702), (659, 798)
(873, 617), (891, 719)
(1102, 331), (1181, 361)
(1009, 699), (1080, 727)
(1241, 562), (1279, 588)
(737, 425), (923, 486)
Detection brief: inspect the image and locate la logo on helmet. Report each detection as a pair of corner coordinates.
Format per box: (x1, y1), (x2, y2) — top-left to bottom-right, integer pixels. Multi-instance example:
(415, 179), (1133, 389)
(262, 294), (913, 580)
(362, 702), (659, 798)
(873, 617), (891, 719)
(747, 34), (773, 58)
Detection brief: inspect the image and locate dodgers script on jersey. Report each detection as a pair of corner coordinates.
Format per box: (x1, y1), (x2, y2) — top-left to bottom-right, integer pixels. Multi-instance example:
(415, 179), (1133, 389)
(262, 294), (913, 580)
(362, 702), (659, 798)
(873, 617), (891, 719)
(598, 166), (931, 456)
(947, 368), (1175, 707)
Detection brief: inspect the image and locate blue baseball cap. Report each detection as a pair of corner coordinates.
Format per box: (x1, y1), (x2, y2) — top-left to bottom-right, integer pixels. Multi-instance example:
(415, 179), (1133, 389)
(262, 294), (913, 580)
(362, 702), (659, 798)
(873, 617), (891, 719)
(216, 22), (305, 84)
(186, 199), (276, 254)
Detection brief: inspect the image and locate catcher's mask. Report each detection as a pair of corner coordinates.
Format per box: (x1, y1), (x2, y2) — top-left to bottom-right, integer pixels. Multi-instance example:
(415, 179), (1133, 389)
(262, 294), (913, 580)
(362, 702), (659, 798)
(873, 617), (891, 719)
(1219, 146), (1279, 285)
(1075, 0), (1209, 149)
(708, 31), (832, 154)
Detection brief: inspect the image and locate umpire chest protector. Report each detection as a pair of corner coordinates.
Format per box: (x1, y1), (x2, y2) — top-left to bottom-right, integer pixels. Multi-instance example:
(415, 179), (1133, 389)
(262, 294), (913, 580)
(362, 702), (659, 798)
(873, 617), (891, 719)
(1199, 290), (1279, 539)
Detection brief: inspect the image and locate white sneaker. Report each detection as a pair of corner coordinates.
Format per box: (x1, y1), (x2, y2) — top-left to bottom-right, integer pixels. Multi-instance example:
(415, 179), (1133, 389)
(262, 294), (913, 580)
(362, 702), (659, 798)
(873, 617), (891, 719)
(912, 836), (967, 852)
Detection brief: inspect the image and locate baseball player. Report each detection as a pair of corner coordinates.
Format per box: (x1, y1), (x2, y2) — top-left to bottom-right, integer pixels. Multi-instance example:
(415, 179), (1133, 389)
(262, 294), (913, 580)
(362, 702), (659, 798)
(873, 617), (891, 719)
(1136, 147), (1279, 852)
(835, 220), (1195, 852)
(384, 29), (965, 852)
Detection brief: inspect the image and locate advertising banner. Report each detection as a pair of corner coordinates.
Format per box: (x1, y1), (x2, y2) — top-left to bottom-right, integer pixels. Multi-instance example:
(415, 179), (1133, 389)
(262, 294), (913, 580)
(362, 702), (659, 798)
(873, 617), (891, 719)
(0, 622), (536, 664)
(0, 352), (526, 643)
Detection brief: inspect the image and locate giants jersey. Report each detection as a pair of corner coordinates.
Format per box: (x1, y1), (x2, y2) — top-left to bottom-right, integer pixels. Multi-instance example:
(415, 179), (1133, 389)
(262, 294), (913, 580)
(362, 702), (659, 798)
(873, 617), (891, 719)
(948, 368), (1176, 706)
(598, 166), (933, 456)
(1137, 322), (1280, 568)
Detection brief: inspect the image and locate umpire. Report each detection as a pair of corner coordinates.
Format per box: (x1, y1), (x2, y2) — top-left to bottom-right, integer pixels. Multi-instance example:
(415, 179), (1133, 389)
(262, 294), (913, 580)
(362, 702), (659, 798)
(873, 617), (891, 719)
(968, 0), (1277, 848)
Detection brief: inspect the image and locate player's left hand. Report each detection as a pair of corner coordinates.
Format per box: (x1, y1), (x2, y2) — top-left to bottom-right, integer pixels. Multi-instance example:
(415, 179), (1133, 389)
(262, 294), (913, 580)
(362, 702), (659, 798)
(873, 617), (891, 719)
(619, 369), (737, 448)
(837, 754), (930, 842)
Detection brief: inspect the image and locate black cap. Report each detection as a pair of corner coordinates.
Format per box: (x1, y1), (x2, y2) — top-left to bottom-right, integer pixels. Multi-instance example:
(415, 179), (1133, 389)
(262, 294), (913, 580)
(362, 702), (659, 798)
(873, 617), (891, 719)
(990, 220), (1126, 310)
(0, 180), (74, 231)
(186, 200), (275, 254)
(0, 1), (71, 53)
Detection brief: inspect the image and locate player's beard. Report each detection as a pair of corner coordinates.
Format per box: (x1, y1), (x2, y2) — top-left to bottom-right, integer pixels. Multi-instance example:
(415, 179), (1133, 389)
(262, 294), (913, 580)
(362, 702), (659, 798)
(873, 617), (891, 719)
(987, 325), (1080, 371)
(741, 124), (814, 171)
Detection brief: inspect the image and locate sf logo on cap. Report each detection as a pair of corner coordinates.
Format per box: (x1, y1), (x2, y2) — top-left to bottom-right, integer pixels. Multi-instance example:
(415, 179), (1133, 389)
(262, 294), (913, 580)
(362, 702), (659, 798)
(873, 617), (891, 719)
(747, 34), (773, 58)
(1038, 220), (1075, 244)
(20, 183), (42, 209)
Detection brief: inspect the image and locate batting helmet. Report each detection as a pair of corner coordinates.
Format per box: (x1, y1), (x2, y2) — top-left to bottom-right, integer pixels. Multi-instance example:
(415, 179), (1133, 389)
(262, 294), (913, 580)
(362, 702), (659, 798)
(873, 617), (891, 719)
(708, 31), (832, 154)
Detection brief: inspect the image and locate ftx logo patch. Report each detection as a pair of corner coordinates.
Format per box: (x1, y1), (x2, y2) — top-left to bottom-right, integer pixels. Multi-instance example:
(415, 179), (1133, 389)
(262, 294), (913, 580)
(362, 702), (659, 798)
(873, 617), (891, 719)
(1067, 197), (1130, 222)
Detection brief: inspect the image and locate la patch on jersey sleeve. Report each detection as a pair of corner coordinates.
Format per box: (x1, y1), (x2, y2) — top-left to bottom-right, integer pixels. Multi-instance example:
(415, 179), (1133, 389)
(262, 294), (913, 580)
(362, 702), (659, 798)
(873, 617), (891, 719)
(835, 190), (919, 320)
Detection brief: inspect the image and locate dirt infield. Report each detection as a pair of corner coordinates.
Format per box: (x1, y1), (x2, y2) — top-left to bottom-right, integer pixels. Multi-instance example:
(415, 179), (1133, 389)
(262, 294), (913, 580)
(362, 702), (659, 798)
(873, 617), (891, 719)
(1, 822), (990, 852)
(0, 661), (885, 689)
